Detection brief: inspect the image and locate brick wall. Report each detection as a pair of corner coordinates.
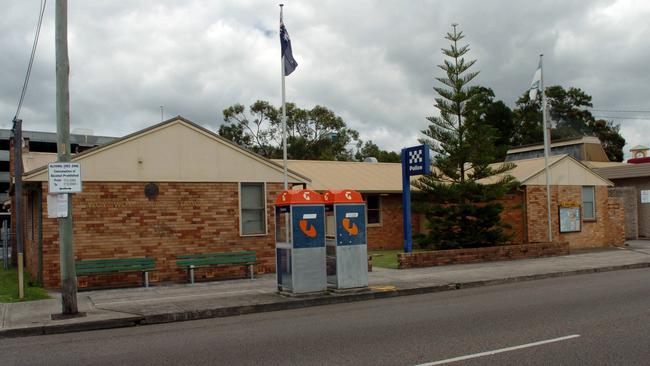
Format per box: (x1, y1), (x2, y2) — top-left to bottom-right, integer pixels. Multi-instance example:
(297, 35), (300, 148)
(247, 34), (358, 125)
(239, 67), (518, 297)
(525, 185), (624, 249)
(366, 194), (420, 250)
(606, 196), (626, 246)
(494, 192), (526, 244)
(608, 186), (638, 240)
(397, 242), (569, 268)
(609, 177), (650, 238)
(30, 181), (285, 288)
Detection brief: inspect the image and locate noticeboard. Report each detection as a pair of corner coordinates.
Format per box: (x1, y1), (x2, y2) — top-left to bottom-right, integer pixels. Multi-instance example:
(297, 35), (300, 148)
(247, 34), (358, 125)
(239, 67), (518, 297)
(559, 206), (581, 233)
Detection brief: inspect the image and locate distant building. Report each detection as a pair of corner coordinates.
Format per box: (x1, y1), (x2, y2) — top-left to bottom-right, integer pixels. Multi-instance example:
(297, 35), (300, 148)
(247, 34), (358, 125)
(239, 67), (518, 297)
(1, 128), (115, 205)
(505, 136), (610, 162)
(586, 146), (650, 239)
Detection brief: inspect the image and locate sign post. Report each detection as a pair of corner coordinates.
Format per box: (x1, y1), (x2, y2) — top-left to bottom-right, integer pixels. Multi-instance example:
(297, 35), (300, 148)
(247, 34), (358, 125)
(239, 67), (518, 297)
(401, 145), (430, 253)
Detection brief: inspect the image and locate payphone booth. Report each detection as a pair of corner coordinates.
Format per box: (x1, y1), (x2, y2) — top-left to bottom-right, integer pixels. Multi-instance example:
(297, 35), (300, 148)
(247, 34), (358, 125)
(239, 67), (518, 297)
(324, 189), (368, 290)
(275, 189), (327, 294)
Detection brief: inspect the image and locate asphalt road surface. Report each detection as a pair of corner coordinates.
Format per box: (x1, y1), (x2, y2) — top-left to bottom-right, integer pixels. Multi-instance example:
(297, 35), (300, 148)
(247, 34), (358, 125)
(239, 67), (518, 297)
(2, 268), (649, 366)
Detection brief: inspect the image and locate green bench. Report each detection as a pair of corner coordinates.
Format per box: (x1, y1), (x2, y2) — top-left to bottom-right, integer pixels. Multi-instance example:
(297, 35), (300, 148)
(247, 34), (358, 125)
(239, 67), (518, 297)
(75, 257), (156, 287)
(176, 251), (257, 284)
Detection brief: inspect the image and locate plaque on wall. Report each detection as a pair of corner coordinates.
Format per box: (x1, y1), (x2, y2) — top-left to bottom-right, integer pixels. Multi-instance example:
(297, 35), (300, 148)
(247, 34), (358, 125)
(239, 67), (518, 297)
(559, 205), (581, 233)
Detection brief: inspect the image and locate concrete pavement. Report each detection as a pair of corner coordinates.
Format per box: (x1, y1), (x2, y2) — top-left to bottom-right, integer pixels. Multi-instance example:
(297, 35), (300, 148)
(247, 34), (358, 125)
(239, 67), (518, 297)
(1, 241), (649, 337)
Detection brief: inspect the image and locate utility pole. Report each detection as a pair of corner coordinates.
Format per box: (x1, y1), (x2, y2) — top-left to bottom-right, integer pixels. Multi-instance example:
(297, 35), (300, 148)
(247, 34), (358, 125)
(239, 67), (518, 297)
(55, 0), (78, 314)
(12, 118), (24, 299)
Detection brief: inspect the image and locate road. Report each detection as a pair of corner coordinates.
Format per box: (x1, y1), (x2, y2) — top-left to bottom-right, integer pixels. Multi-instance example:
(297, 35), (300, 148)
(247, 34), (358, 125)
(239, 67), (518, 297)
(2, 268), (649, 365)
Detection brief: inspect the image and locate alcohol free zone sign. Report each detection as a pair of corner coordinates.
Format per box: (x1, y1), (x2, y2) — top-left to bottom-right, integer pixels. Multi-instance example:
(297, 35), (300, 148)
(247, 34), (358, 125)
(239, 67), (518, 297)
(48, 163), (82, 193)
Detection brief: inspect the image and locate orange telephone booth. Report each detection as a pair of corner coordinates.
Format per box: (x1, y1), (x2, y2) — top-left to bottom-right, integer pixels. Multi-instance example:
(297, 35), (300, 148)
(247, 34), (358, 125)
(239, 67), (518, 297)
(323, 189), (368, 290)
(275, 189), (327, 294)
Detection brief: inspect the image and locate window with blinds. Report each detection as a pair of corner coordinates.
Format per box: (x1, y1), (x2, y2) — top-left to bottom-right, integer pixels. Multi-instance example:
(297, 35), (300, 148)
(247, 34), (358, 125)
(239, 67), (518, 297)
(240, 183), (266, 235)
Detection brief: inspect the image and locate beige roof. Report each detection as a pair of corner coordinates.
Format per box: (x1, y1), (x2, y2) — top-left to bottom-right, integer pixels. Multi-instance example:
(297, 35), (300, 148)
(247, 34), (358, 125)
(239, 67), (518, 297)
(503, 155), (612, 186)
(279, 154), (613, 193)
(582, 161), (626, 169)
(278, 159), (403, 193)
(507, 136), (601, 154)
(592, 162), (650, 179)
(24, 117), (310, 184)
(506, 136), (610, 162)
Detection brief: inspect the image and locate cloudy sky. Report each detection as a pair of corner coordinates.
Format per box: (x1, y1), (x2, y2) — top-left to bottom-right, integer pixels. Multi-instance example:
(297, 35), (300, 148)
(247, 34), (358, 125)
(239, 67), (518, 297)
(2, 0), (649, 156)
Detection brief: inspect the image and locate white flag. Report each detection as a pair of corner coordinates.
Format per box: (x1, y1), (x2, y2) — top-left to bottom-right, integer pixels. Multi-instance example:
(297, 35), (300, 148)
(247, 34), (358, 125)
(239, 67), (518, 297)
(529, 59), (542, 100)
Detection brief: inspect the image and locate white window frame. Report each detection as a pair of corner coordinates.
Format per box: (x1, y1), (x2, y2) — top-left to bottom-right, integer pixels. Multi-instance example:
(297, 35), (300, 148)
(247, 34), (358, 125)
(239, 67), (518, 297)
(582, 186), (596, 221)
(239, 182), (268, 237)
(365, 194), (382, 227)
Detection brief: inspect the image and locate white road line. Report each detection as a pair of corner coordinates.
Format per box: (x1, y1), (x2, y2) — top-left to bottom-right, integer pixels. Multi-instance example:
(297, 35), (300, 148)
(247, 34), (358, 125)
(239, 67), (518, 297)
(415, 334), (581, 366)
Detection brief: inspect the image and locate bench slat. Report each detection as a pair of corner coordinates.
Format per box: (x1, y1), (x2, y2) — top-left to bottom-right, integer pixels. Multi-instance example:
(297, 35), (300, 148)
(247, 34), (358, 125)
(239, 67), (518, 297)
(176, 251), (255, 260)
(75, 258), (155, 274)
(175, 251), (257, 268)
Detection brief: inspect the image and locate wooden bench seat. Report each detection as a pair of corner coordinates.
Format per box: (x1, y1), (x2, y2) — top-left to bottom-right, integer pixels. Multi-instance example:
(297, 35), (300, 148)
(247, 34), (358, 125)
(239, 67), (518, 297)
(176, 251), (257, 284)
(75, 257), (156, 287)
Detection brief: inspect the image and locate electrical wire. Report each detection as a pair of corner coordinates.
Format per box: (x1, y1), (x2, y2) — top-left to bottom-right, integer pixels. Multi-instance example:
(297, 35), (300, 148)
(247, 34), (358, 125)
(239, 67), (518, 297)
(589, 108), (650, 113)
(14, 0), (47, 120)
(592, 116), (650, 120)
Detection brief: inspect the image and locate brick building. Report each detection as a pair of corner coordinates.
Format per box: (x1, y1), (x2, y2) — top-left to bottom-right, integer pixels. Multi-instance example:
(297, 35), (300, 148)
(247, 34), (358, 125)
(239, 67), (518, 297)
(12, 118), (626, 289)
(284, 154), (625, 250)
(16, 117), (309, 288)
(587, 145), (650, 239)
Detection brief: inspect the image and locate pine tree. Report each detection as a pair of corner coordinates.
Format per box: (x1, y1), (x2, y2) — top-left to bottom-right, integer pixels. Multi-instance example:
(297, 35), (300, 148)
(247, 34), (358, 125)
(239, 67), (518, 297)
(413, 24), (518, 250)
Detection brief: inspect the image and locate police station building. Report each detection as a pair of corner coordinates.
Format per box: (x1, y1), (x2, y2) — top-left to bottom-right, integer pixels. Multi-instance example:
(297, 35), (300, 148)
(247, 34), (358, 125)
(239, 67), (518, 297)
(12, 117), (625, 288)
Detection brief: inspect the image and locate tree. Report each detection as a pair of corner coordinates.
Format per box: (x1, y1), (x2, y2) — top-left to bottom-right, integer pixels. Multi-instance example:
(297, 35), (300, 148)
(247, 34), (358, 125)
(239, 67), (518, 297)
(355, 140), (400, 162)
(464, 86), (515, 161)
(414, 24), (518, 250)
(589, 119), (626, 162)
(219, 101), (361, 160)
(512, 86), (626, 161)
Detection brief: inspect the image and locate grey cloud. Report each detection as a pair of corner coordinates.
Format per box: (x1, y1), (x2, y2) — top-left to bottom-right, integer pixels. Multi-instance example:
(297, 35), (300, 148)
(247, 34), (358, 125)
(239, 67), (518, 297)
(1, 0), (648, 154)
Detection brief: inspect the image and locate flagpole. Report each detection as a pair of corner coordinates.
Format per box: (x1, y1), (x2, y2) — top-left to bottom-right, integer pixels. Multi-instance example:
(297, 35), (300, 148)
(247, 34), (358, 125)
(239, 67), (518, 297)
(540, 54), (553, 242)
(280, 4), (288, 190)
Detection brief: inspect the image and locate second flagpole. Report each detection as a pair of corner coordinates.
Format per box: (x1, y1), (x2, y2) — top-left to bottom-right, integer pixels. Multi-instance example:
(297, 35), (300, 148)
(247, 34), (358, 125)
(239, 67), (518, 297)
(280, 4), (288, 190)
(540, 54), (553, 242)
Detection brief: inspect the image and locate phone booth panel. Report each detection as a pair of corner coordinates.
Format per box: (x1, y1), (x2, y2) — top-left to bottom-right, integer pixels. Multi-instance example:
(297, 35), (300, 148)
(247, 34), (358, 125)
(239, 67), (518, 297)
(323, 189), (368, 290)
(275, 190), (327, 294)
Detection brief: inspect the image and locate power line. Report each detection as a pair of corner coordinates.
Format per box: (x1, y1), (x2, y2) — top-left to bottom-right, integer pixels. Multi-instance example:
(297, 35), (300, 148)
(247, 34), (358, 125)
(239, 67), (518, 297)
(592, 115), (650, 120)
(590, 108), (650, 113)
(14, 0), (47, 120)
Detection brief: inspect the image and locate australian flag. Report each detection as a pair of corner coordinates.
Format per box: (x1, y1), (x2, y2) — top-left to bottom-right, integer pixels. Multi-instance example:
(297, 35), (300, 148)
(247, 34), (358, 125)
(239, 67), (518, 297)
(280, 19), (298, 76)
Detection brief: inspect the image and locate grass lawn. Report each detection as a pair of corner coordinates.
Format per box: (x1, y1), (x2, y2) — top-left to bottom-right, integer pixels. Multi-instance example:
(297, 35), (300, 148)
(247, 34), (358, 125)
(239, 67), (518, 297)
(369, 249), (427, 269)
(0, 261), (50, 302)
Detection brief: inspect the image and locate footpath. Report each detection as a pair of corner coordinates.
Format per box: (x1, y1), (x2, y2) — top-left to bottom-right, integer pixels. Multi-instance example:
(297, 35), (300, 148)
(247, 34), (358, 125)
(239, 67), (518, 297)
(2, 241), (649, 338)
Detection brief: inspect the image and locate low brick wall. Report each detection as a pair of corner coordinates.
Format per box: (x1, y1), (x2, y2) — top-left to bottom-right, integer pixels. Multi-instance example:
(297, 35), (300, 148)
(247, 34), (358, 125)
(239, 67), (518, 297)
(397, 242), (570, 269)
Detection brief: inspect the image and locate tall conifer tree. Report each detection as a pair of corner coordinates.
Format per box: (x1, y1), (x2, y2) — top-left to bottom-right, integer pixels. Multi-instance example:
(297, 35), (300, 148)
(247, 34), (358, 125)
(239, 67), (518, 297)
(414, 24), (518, 249)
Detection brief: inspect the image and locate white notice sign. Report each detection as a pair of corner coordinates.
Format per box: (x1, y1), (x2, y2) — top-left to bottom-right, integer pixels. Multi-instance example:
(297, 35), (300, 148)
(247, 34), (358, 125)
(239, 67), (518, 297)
(47, 193), (68, 218)
(641, 190), (650, 204)
(48, 163), (82, 193)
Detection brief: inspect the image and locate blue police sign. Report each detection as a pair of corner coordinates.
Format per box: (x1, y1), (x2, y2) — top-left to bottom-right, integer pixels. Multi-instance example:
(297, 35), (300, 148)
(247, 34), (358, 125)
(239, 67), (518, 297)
(403, 144), (431, 176)
(401, 144), (430, 253)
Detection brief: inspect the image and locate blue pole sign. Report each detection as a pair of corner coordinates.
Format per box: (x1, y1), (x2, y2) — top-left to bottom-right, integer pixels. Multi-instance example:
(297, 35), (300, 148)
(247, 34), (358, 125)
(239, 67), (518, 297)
(401, 144), (430, 253)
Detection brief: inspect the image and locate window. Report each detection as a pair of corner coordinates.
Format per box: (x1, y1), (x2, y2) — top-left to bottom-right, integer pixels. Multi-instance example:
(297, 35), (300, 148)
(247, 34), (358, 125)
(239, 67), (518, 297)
(366, 195), (381, 225)
(240, 183), (266, 235)
(582, 186), (595, 220)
